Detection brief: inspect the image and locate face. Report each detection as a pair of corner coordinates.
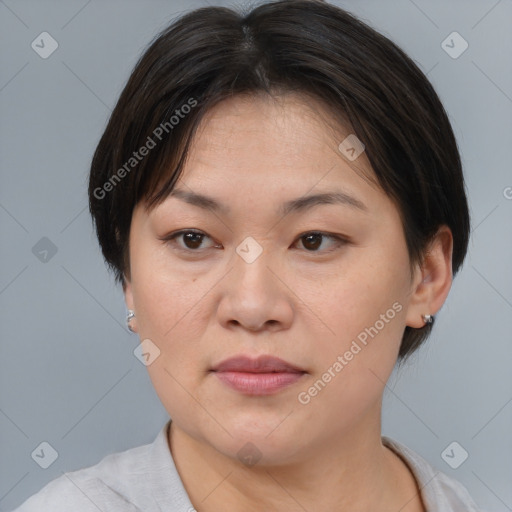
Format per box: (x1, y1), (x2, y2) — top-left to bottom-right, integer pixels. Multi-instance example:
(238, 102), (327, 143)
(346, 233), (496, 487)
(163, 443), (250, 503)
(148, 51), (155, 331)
(125, 94), (423, 465)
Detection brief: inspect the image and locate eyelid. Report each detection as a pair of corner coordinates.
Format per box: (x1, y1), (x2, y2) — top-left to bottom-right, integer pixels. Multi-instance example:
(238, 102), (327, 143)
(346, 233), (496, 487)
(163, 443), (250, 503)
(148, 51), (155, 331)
(159, 229), (218, 249)
(293, 231), (349, 253)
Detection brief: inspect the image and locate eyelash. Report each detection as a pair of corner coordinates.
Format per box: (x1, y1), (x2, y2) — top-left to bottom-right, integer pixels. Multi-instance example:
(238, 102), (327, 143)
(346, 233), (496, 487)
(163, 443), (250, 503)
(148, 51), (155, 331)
(160, 229), (349, 255)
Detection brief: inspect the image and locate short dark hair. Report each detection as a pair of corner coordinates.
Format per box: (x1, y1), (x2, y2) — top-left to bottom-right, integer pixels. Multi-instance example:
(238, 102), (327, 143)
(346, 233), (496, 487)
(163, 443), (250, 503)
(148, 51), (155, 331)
(88, 0), (470, 360)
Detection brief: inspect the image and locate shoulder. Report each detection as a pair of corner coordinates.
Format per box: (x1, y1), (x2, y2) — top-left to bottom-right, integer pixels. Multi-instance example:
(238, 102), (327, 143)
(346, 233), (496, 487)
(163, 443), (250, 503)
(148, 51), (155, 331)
(12, 442), (153, 512)
(11, 467), (143, 512)
(382, 436), (484, 512)
(11, 424), (184, 512)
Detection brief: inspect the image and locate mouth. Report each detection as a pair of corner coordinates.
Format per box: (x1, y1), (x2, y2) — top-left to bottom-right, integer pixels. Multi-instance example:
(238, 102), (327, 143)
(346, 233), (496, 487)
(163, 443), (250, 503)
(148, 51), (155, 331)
(210, 355), (307, 396)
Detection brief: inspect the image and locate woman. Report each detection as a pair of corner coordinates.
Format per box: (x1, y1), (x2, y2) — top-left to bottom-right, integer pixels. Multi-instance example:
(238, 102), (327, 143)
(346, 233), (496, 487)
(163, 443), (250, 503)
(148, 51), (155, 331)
(14, 0), (481, 510)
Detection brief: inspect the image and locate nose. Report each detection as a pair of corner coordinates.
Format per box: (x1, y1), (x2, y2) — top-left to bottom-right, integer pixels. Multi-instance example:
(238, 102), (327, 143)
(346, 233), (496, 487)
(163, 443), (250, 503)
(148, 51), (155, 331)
(216, 249), (294, 333)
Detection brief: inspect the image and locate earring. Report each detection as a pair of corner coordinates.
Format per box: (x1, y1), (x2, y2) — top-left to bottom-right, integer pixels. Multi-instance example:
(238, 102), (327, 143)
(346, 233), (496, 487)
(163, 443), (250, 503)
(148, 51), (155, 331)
(126, 309), (136, 332)
(422, 314), (433, 324)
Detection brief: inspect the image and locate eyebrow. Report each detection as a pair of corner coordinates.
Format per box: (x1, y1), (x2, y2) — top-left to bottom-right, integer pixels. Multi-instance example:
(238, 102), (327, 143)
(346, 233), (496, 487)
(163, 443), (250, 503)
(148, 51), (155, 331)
(168, 187), (368, 216)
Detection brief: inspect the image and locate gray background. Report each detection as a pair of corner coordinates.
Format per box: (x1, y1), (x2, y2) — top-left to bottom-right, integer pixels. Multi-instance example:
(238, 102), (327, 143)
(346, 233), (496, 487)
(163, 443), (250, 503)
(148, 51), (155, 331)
(0, 0), (511, 510)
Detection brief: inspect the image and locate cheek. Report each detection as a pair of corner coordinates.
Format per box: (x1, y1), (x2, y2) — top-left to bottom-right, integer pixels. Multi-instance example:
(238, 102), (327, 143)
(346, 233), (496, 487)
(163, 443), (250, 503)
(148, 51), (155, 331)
(310, 243), (411, 394)
(128, 244), (211, 393)
(296, 273), (408, 433)
(134, 268), (209, 421)
(322, 255), (409, 340)
(130, 241), (203, 336)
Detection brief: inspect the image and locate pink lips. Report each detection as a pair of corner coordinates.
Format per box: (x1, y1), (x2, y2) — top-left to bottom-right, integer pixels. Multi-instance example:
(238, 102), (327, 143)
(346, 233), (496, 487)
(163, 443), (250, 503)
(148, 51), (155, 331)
(211, 355), (306, 395)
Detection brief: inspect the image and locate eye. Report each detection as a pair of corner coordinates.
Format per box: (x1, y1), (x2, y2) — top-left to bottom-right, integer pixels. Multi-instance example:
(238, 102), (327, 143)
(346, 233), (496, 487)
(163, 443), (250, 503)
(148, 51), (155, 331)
(161, 229), (348, 255)
(293, 231), (347, 253)
(161, 230), (217, 251)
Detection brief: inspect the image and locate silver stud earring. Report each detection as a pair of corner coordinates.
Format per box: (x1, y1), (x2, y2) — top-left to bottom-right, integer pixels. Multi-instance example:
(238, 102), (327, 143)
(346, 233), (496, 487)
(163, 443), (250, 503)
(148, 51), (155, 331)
(422, 314), (433, 324)
(126, 309), (136, 332)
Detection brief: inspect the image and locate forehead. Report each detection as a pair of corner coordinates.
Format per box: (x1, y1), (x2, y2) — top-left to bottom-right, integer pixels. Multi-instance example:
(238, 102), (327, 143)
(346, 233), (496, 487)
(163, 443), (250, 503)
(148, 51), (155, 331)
(173, 93), (378, 199)
(191, 93), (350, 163)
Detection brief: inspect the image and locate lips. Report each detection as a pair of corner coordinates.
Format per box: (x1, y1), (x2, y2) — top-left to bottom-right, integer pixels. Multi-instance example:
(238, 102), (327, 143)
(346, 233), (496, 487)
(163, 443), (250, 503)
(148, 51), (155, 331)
(211, 355), (305, 373)
(211, 355), (306, 395)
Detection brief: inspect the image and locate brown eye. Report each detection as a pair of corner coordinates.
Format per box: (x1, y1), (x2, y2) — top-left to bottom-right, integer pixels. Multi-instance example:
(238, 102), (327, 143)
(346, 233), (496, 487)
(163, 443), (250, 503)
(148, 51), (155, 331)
(181, 231), (205, 249)
(295, 232), (347, 253)
(301, 233), (323, 251)
(162, 230), (216, 251)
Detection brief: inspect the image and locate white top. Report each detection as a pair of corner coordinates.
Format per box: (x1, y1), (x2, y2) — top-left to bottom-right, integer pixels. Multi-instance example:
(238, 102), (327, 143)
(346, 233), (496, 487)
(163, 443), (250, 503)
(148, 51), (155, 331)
(12, 420), (483, 512)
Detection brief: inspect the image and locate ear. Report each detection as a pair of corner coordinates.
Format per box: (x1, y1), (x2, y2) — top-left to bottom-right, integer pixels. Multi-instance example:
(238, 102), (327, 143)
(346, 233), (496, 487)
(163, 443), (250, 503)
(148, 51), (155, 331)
(405, 225), (453, 328)
(123, 275), (138, 333)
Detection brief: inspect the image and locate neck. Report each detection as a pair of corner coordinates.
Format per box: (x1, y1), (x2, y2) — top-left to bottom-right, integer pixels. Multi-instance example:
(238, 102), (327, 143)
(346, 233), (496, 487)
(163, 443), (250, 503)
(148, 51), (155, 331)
(168, 407), (423, 511)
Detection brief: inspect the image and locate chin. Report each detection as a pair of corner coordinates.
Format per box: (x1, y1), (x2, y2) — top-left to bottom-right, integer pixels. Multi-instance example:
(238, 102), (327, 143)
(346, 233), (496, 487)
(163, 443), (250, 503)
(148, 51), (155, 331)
(200, 412), (309, 467)
(218, 434), (308, 468)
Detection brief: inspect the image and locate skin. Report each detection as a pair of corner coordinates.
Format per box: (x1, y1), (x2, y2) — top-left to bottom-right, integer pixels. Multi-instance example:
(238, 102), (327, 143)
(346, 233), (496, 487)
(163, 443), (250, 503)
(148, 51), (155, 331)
(124, 93), (453, 512)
